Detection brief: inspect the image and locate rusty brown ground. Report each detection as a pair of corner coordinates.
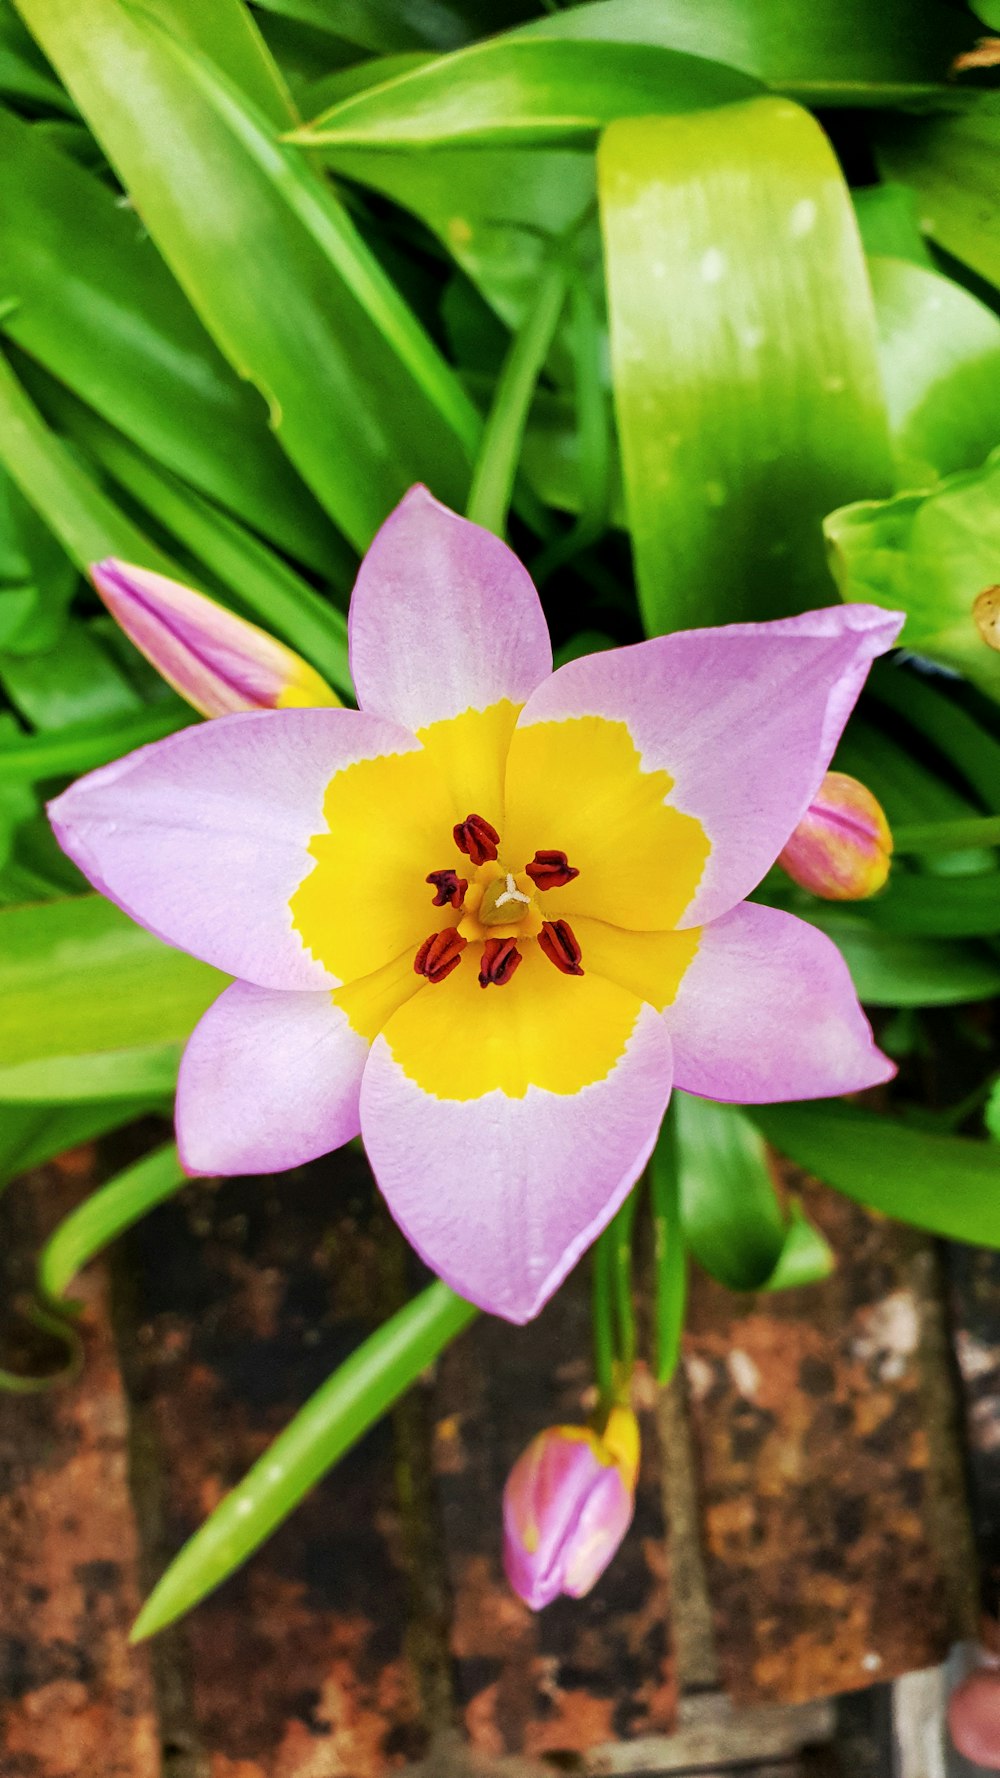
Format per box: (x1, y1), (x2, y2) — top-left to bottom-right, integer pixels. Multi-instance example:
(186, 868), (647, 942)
(0, 1126), (990, 1777)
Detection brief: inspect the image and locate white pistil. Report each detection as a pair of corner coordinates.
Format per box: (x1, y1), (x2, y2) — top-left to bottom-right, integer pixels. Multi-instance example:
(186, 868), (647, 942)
(493, 871), (531, 910)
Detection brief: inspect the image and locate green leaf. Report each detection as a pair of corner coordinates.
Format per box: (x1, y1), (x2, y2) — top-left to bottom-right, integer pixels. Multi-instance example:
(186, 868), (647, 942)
(893, 816), (1000, 855)
(466, 257), (569, 535)
(857, 870), (1000, 939)
(32, 375), (354, 694)
(870, 256), (1000, 489)
(131, 0), (297, 128)
(0, 107), (339, 573)
(825, 452), (1000, 701)
(294, 38), (760, 149)
(986, 1078), (1000, 1143)
(750, 1100), (1000, 1248)
(0, 1098), (145, 1190)
(1, 619), (144, 731)
(867, 664), (1000, 814)
(0, 895), (225, 1068)
(39, 1142), (186, 1303)
(0, 704), (190, 787)
(513, 0), (970, 106)
(131, 1280), (477, 1638)
(804, 910), (1000, 1007)
(599, 99), (892, 632)
(14, 0), (478, 548)
(0, 470), (77, 656)
(675, 1093), (833, 1293)
(876, 93), (1000, 295)
(853, 182), (935, 267)
(0, 1045), (180, 1102)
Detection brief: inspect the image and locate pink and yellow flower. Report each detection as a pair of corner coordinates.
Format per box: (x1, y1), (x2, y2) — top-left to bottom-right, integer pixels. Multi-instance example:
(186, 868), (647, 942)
(50, 488), (901, 1323)
(91, 559), (338, 717)
(503, 1408), (640, 1610)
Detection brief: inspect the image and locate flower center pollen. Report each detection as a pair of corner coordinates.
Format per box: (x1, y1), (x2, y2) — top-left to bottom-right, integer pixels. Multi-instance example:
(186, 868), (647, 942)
(416, 814), (584, 988)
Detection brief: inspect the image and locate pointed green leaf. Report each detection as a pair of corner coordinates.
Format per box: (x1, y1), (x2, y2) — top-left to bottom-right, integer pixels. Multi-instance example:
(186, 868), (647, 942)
(14, 0), (479, 547)
(876, 94), (1000, 295)
(39, 1143), (185, 1303)
(599, 99), (892, 632)
(132, 1281), (477, 1638)
(750, 1101), (1000, 1248)
(806, 911), (1000, 1007)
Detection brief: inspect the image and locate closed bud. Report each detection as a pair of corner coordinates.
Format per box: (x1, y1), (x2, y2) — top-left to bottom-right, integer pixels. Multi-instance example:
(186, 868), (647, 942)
(778, 771), (892, 901)
(91, 559), (339, 718)
(502, 1408), (639, 1610)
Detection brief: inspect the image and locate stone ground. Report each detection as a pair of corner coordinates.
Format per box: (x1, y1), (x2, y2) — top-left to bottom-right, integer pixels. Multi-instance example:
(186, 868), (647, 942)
(0, 1125), (997, 1778)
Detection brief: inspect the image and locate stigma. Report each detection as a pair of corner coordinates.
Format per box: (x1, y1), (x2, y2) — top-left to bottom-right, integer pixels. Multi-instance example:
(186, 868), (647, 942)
(479, 871), (532, 927)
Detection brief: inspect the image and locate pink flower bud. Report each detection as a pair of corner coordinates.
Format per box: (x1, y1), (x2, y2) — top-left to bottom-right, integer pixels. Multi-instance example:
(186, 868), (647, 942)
(91, 559), (339, 718)
(778, 771), (892, 901)
(949, 1662), (1000, 1767)
(502, 1408), (639, 1610)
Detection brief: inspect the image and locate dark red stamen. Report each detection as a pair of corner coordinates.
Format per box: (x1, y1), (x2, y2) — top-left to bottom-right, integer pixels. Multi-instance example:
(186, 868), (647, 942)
(478, 937), (522, 989)
(538, 919), (584, 977)
(525, 849), (579, 891)
(426, 868), (467, 910)
(414, 927), (466, 984)
(454, 812), (499, 866)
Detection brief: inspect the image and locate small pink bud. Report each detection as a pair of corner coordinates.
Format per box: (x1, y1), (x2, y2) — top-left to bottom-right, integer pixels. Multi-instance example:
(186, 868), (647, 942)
(778, 771), (892, 901)
(502, 1408), (639, 1610)
(949, 1662), (1000, 1768)
(90, 560), (339, 718)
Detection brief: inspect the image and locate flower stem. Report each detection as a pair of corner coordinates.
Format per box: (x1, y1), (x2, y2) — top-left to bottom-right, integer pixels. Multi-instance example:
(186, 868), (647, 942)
(650, 1102), (687, 1385)
(592, 1230), (615, 1407)
(465, 257), (570, 538)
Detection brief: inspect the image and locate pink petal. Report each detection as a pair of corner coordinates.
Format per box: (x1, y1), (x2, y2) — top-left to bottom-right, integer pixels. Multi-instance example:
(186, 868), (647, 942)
(359, 1002), (672, 1323)
(348, 486), (552, 730)
(177, 980), (367, 1174)
(48, 707), (421, 991)
(513, 605), (903, 927)
(665, 902), (895, 1102)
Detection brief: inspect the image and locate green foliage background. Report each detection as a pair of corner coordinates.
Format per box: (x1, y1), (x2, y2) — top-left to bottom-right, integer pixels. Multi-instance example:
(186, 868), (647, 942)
(0, 0), (998, 1630)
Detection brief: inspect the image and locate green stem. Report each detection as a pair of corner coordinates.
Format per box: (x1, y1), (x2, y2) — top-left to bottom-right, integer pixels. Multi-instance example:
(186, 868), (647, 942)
(465, 257), (569, 536)
(892, 814), (1000, 854)
(610, 1182), (640, 1376)
(650, 1102), (686, 1386)
(533, 273), (612, 585)
(592, 1229), (615, 1407)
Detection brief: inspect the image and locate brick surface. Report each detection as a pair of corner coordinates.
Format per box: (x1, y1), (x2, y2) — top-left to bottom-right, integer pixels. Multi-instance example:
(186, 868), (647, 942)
(0, 1151), (160, 1778)
(431, 1275), (674, 1761)
(682, 1176), (954, 1705)
(121, 1149), (428, 1778)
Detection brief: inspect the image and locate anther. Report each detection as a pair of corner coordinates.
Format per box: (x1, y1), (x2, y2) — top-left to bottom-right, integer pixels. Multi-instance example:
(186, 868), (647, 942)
(454, 813), (499, 866)
(426, 868), (467, 910)
(525, 849), (580, 891)
(478, 937), (522, 989)
(414, 927), (466, 984)
(538, 919), (584, 977)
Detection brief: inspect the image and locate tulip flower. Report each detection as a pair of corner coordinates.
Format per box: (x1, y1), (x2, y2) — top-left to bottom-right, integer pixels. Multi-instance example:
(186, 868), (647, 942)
(777, 771), (892, 901)
(91, 559), (339, 717)
(503, 1408), (639, 1609)
(50, 487), (901, 1322)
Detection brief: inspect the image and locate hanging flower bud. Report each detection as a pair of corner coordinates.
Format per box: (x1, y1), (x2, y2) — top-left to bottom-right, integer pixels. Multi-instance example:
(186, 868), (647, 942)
(948, 1659), (1000, 1766)
(974, 586), (1000, 654)
(778, 771), (892, 901)
(502, 1407), (639, 1610)
(91, 560), (339, 718)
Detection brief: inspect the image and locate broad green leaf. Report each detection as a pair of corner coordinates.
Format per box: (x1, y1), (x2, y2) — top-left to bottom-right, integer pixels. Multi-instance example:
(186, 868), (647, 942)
(871, 256), (1000, 488)
(253, 0), (533, 55)
(0, 470), (77, 656)
(0, 108), (339, 573)
(825, 452), (1000, 701)
(39, 1142), (185, 1303)
(893, 816), (1000, 855)
(1, 704), (189, 787)
(295, 39), (760, 149)
(14, 0), (478, 549)
(133, 0), (297, 127)
(0, 1045), (180, 1102)
(0, 5), (73, 112)
(675, 1093), (834, 1293)
(31, 375), (354, 693)
(986, 1079), (1000, 1142)
(853, 183), (934, 267)
(1, 620), (143, 730)
(0, 895), (225, 1067)
(599, 99), (892, 631)
(876, 94), (1000, 295)
(132, 1280), (477, 1637)
(750, 1101), (1000, 1249)
(808, 910), (1000, 1006)
(858, 870), (1000, 939)
(835, 715), (979, 826)
(514, 0), (970, 105)
(0, 1098), (145, 1189)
